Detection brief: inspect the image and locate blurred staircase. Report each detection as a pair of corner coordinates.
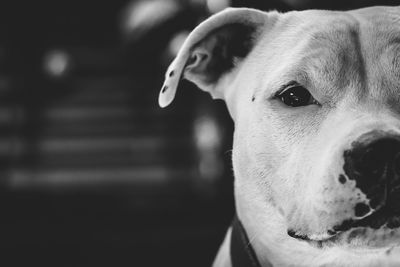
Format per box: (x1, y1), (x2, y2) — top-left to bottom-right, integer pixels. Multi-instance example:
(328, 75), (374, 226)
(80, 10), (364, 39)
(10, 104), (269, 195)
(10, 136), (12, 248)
(0, 2), (234, 266)
(0, 44), (234, 267)
(9, 57), (196, 189)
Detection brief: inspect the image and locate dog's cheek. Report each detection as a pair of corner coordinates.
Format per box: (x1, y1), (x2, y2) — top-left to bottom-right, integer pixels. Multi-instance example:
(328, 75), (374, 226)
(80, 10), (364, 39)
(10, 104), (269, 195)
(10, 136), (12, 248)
(232, 129), (276, 188)
(232, 118), (285, 214)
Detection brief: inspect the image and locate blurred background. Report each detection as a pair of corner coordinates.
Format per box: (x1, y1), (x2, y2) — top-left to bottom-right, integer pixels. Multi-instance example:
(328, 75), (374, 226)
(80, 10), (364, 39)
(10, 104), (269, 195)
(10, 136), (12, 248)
(0, 0), (398, 266)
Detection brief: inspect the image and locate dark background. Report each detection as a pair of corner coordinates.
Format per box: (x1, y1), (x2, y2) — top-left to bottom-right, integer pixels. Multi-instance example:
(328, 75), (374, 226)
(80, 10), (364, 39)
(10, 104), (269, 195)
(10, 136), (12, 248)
(0, 1), (398, 266)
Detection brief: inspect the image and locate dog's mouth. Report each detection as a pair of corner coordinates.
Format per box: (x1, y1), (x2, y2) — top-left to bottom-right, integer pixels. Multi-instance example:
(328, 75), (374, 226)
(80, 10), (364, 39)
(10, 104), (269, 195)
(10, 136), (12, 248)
(334, 206), (400, 231)
(288, 207), (400, 248)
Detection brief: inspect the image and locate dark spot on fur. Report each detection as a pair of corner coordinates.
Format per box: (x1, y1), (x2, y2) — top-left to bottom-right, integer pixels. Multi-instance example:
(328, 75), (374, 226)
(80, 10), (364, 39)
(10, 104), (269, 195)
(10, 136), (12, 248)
(251, 95), (255, 102)
(169, 70), (174, 77)
(327, 229), (336, 235)
(338, 174), (347, 184)
(347, 228), (367, 242)
(333, 219), (354, 232)
(354, 203), (370, 217)
(161, 85), (168, 93)
(347, 229), (360, 241)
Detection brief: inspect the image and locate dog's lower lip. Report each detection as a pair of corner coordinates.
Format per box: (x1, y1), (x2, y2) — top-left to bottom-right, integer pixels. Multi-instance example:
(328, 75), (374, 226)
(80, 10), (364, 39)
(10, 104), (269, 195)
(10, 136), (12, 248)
(333, 207), (400, 231)
(287, 230), (312, 241)
(287, 211), (400, 246)
(352, 208), (400, 229)
(288, 229), (338, 243)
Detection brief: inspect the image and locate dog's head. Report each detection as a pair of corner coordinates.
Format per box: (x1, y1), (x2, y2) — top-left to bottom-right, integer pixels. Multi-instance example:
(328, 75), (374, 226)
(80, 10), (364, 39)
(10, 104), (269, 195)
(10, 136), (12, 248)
(160, 6), (400, 265)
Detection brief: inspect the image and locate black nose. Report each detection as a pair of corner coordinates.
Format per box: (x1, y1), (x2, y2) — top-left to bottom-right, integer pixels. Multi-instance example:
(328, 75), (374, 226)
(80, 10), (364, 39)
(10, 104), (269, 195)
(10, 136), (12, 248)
(343, 130), (400, 209)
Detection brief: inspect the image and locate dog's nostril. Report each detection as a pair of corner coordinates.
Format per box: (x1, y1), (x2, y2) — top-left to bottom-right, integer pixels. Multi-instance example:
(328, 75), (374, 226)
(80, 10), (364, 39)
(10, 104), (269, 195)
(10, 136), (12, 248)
(360, 148), (386, 175)
(343, 133), (400, 197)
(354, 203), (370, 217)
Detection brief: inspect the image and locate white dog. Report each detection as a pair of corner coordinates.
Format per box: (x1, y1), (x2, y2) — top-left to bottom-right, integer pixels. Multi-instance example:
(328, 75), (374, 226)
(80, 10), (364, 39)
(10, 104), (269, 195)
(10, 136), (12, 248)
(159, 6), (400, 267)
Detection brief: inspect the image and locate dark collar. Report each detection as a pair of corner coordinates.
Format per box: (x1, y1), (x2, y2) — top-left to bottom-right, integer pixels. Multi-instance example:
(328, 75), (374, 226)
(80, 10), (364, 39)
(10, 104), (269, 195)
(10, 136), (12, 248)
(230, 214), (273, 267)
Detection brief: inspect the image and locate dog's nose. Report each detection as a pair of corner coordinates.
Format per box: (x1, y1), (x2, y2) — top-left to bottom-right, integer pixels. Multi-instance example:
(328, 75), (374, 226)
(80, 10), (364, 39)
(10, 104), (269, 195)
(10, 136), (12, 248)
(343, 131), (400, 209)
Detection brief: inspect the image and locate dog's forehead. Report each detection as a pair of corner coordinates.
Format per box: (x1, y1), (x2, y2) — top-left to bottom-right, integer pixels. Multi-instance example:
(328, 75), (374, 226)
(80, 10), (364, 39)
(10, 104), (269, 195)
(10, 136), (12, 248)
(289, 6), (400, 69)
(257, 7), (400, 102)
(348, 6), (400, 56)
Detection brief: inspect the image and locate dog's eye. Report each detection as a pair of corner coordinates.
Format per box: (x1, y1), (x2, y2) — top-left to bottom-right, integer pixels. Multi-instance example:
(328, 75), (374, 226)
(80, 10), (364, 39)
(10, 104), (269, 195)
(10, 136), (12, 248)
(276, 84), (319, 107)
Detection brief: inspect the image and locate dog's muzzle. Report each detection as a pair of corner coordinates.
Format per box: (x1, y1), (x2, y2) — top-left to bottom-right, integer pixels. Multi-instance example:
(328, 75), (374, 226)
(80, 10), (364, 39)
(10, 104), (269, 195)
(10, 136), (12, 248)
(343, 130), (400, 228)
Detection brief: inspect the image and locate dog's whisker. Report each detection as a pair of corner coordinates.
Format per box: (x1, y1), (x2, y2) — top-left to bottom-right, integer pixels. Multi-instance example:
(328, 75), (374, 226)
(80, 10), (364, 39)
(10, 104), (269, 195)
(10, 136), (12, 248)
(247, 229), (261, 248)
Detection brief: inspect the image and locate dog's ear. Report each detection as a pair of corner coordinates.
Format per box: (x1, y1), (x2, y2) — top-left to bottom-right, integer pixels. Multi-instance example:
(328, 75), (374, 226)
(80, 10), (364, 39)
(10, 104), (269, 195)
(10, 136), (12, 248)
(159, 8), (274, 108)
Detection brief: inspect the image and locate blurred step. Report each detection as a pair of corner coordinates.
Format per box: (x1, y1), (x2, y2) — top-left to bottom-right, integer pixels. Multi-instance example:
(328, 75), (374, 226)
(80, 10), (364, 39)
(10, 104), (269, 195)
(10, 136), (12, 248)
(39, 105), (188, 122)
(9, 166), (195, 187)
(40, 121), (189, 137)
(0, 136), (193, 156)
(30, 151), (195, 168)
(60, 76), (151, 104)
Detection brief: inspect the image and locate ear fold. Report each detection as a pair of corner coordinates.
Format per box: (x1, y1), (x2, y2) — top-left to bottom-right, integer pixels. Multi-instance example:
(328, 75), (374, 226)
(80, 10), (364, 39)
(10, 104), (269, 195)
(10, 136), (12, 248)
(159, 8), (274, 108)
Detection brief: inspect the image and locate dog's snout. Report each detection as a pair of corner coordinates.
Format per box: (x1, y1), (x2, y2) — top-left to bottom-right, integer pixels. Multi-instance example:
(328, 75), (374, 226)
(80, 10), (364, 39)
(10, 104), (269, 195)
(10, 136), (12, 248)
(343, 131), (400, 209)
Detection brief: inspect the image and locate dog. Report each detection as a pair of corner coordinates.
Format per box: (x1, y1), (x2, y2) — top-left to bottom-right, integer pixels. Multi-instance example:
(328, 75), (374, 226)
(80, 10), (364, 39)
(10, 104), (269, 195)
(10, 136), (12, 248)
(159, 6), (400, 267)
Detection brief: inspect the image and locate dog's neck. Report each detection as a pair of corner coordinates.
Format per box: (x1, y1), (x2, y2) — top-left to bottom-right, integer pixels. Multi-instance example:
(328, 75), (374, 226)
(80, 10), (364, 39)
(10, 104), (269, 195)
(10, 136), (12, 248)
(230, 213), (270, 267)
